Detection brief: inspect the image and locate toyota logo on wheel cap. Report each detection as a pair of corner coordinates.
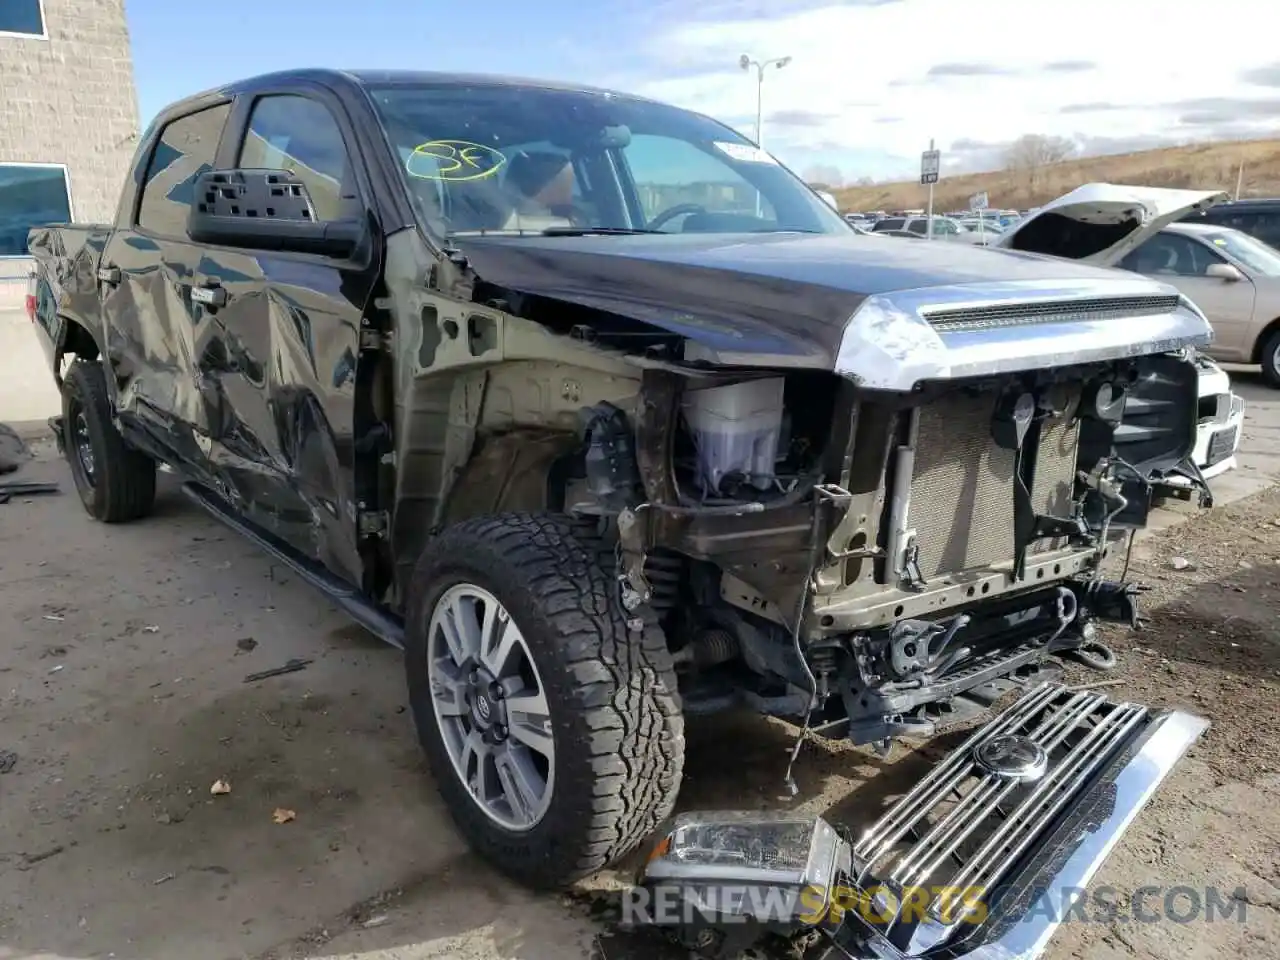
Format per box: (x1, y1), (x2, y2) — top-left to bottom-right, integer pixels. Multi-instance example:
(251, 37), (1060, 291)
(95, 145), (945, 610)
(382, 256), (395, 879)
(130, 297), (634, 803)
(973, 734), (1049, 782)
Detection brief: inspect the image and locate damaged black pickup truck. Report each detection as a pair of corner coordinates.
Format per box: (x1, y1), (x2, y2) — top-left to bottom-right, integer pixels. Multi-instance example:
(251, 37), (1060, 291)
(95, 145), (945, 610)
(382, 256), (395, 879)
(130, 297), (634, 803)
(30, 70), (1215, 956)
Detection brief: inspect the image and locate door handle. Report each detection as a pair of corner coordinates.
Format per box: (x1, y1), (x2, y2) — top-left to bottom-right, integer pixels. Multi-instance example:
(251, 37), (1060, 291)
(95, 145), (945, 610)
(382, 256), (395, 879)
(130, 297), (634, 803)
(191, 284), (228, 308)
(97, 265), (121, 285)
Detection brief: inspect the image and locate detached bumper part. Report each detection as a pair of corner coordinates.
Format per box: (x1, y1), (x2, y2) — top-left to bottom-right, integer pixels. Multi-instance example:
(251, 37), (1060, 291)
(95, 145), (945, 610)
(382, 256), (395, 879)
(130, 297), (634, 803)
(638, 683), (1207, 959)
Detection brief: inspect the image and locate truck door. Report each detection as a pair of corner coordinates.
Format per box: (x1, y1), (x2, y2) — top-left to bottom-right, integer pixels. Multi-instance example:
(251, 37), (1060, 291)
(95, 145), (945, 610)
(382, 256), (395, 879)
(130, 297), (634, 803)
(99, 99), (233, 457)
(197, 86), (379, 583)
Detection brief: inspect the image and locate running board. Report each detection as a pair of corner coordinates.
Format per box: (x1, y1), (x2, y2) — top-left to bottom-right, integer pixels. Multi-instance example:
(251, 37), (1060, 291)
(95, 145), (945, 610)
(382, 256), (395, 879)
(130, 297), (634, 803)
(181, 481), (405, 649)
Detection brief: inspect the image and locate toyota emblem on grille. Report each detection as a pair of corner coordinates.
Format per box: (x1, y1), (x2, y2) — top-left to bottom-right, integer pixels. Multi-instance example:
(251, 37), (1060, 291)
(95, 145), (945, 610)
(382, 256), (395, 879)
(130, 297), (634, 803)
(973, 734), (1048, 782)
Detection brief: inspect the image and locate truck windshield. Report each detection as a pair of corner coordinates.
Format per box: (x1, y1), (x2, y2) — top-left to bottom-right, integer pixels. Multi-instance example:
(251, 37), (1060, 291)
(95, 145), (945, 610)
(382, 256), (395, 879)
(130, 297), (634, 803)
(367, 83), (849, 239)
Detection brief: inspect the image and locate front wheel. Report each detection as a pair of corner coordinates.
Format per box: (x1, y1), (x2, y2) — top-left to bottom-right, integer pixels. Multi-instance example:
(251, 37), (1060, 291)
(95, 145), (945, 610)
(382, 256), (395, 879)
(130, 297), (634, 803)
(1260, 328), (1280, 388)
(405, 513), (684, 888)
(62, 360), (157, 522)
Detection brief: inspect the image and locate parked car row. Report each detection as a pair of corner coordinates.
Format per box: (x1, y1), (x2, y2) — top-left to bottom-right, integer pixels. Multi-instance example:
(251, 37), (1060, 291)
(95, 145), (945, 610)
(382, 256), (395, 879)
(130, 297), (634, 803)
(844, 207), (1026, 231)
(868, 214), (989, 243)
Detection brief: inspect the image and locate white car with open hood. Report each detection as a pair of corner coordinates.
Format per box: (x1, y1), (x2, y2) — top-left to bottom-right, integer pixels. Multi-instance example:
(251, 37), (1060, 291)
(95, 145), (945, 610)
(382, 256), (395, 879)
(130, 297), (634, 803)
(996, 183), (1245, 488)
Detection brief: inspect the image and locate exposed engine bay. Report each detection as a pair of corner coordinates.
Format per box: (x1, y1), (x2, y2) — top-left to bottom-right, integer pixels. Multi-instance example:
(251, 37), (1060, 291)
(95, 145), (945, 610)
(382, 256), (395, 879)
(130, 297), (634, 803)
(561, 350), (1197, 754)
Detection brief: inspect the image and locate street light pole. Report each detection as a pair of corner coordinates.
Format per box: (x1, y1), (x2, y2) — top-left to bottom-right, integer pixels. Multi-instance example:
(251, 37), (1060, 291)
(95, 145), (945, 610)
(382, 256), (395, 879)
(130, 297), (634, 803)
(739, 53), (792, 148)
(755, 67), (763, 146)
(740, 54), (791, 218)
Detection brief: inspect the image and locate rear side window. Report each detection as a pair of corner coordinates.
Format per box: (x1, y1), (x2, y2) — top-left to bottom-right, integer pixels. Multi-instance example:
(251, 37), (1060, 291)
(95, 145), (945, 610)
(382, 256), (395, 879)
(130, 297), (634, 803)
(875, 218), (906, 231)
(138, 103), (231, 236)
(238, 95), (356, 222)
(1241, 212), (1280, 247)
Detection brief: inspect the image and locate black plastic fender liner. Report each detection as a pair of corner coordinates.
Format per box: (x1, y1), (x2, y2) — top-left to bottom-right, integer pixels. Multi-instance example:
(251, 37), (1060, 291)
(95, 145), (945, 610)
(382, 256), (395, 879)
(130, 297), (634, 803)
(1113, 354), (1200, 477)
(181, 481), (405, 648)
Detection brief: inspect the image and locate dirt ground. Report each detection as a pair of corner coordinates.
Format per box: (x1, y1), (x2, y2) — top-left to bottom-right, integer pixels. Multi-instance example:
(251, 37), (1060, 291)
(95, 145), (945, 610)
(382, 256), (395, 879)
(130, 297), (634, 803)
(0, 442), (1277, 960)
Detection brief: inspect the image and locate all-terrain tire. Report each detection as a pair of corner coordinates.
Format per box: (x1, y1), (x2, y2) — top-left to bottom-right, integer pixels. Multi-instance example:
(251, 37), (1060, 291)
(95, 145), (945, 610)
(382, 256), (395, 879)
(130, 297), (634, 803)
(1260, 328), (1280, 388)
(62, 359), (157, 522)
(404, 512), (684, 888)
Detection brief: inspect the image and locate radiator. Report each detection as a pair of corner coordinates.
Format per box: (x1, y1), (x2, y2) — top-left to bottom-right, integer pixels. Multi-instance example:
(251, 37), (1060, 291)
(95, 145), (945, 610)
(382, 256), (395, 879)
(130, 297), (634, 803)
(908, 394), (1079, 580)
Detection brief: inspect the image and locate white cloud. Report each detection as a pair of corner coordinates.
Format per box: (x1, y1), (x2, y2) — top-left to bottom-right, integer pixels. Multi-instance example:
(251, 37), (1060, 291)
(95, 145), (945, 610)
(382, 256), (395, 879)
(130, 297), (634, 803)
(602, 0), (1280, 180)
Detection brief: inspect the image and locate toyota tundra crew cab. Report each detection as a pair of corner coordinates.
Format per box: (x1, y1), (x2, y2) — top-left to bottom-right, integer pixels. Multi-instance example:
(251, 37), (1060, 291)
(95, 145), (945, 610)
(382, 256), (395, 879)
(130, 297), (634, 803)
(29, 70), (1216, 959)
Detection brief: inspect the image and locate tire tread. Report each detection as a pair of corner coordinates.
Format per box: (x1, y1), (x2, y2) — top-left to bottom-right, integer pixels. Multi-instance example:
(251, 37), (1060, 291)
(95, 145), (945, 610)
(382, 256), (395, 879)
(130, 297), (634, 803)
(62, 360), (156, 523)
(405, 512), (684, 887)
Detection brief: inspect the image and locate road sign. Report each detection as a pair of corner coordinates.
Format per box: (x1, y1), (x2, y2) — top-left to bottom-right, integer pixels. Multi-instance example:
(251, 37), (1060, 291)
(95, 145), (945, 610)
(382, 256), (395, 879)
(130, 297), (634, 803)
(920, 149), (940, 185)
(969, 191), (989, 211)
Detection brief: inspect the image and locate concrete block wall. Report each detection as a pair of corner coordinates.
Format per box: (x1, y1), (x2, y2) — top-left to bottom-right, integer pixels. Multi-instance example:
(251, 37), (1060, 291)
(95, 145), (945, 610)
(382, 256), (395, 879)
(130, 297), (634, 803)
(0, 0), (141, 286)
(0, 0), (137, 413)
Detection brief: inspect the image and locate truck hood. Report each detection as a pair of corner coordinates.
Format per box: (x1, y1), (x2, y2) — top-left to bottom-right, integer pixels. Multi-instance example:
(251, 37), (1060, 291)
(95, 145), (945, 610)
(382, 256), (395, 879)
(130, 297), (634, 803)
(994, 183), (1229, 266)
(452, 230), (1213, 391)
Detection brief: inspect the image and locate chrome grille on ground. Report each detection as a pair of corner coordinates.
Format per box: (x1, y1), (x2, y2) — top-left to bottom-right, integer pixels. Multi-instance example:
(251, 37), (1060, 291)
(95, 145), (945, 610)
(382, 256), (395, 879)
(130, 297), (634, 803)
(852, 683), (1148, 927)
(923, 295), (1182, 332)
(909, 396), (1078, 580)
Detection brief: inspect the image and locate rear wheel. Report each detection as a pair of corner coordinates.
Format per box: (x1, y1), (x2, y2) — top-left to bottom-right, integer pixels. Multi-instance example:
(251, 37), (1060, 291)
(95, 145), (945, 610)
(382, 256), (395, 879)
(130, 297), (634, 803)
(62, 360), (157, 522)
(1260, 329), (1280, 388)
(405, 512), (684, 888)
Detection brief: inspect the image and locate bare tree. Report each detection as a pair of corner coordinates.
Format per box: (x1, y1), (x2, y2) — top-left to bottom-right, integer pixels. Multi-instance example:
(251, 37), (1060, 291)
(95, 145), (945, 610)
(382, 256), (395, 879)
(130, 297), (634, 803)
(854, 175), (875, 187)
(1004, 134), (1076, 194)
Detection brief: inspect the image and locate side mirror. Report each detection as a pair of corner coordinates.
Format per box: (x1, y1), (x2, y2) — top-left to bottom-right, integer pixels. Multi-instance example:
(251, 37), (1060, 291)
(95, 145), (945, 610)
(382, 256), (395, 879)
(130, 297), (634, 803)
(186, 169), (365, 258)
(1206, 262), (1244, 282)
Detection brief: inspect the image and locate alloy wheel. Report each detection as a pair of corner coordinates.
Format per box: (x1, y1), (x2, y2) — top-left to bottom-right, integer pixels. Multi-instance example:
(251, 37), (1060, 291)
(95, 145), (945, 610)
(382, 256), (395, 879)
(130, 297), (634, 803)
(425, 582), (555, 831)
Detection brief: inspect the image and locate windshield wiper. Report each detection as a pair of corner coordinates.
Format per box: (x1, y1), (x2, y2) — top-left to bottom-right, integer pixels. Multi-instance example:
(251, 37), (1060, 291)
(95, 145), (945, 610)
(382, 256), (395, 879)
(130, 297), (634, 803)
(539, 226), (665, 236)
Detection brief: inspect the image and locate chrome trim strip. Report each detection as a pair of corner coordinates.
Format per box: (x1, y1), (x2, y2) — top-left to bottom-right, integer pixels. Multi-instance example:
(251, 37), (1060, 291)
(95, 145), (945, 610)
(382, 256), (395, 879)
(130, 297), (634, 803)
(836, 278), (1214, 392)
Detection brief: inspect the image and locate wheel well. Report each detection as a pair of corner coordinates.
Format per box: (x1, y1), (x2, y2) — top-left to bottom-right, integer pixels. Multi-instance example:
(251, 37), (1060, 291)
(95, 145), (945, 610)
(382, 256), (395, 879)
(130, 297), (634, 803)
(1251, 317), (1280, 363)
(55, 317), (102, 385)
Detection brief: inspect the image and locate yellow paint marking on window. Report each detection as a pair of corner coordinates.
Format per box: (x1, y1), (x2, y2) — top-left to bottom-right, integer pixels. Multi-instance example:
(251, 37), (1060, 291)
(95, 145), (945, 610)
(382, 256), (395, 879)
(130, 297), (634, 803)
(407, 140), (507, 182)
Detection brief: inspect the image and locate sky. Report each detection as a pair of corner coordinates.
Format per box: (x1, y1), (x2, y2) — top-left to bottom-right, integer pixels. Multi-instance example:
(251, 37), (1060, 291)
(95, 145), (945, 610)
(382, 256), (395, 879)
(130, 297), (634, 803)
(125, 0), (1280, 184)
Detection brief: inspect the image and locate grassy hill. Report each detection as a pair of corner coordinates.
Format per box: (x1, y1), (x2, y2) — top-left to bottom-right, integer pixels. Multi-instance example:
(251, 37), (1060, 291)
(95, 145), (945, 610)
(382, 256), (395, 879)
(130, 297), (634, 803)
(832, 138), (1280, 213)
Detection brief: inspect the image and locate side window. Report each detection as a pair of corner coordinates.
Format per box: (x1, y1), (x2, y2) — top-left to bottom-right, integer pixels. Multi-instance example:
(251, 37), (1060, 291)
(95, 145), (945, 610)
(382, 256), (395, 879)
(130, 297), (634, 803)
(874, 218), (905, 231)
(238, 95), (356, 222)
(1213, 210), (1280, 247)
(623, 135), (775, 229)
(1250, 213), (1280, 248)
(0, 164), (72, 256)
(906, 220), (927, 235)
(1122, 233), (1222, 276)
(137, 103), (231, 236)
(0, 0), (45, 37)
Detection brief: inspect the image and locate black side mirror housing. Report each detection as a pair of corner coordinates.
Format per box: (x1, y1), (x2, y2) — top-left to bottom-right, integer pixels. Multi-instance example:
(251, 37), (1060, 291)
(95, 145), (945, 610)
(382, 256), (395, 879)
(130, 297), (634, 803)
(186, 168), (364, 258)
